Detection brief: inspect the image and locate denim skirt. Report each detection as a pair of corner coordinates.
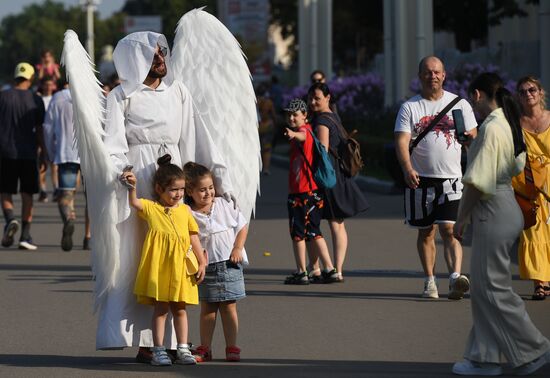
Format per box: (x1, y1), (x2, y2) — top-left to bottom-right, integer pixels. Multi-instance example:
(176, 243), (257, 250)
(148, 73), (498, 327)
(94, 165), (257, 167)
(198, 260), (246, 302)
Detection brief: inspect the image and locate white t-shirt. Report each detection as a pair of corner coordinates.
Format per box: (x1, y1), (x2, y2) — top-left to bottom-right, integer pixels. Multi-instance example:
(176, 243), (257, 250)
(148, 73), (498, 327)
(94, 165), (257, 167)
(191, 197), (249, 265)
(394, 90), (477, 178)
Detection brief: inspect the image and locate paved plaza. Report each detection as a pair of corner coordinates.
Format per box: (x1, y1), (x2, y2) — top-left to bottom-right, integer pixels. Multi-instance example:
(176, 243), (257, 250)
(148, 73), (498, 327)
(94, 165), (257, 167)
(1, 162), (549, 377)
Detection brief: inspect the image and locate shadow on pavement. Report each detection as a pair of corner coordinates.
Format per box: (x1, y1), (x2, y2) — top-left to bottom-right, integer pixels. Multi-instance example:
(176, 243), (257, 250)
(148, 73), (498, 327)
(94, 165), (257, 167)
(0, 354), (472, 377)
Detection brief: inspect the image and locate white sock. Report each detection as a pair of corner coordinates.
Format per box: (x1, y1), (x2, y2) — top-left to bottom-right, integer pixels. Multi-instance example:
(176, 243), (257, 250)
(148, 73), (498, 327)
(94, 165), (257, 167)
(426, 276), (435, 282)
(450, 272), (460, 280)
(177, 343), (189, 349)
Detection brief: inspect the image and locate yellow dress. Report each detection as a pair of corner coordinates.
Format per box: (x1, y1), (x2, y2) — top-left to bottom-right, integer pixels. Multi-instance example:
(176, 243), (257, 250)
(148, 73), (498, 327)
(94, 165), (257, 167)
(133, 199), (199, 305)
(512, 128), (550, 281)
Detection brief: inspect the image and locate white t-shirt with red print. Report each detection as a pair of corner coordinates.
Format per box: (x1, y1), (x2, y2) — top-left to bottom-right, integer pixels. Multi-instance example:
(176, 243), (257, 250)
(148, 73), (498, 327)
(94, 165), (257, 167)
(394, 90), (477, 178)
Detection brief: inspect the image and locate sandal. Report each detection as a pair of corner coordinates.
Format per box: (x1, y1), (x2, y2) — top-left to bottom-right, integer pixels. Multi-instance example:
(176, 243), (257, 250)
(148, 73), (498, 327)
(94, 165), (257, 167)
(532, 285), (546, 301)
(544, 285), (550, 296)
(226, 345), (241, 362)
(284, 271), (309, 285)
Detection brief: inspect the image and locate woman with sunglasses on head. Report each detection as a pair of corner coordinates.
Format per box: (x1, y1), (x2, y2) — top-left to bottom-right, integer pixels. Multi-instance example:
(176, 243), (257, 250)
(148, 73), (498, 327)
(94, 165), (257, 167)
(452, 72), (550, 376)
(512, 76), (550, 301)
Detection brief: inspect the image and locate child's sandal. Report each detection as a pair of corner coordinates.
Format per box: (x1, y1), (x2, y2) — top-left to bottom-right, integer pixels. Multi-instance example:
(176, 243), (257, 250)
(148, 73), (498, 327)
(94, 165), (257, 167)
(225, 345), (241, 362)
(193, 345), (212, 362)
(532, 285), (546, 301)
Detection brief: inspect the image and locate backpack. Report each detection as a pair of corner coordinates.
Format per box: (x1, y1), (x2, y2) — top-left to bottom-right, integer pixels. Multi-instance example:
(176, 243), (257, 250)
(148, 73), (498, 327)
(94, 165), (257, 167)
(298, 129), (337, 189)
(326, 114), (364, 177)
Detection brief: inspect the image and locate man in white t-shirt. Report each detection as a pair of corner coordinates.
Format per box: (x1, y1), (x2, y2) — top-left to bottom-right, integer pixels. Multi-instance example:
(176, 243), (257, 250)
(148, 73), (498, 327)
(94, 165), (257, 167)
(394, 56), (477, 300)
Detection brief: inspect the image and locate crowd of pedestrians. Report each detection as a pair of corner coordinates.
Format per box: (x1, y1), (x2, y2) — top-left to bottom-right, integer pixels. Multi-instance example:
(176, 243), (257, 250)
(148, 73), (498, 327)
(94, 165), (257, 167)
(1, 35), (549, 374)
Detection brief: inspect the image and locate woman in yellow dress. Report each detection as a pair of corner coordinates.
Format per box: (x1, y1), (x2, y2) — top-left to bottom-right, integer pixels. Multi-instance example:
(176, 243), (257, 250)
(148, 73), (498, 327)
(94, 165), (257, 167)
(121, 154), (206, 366)
(513, 76), (550, 300)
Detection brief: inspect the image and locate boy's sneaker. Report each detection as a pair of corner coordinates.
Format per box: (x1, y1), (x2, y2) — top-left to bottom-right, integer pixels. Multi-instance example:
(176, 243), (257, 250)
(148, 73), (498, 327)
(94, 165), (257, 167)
(175, 345), (196, 365)
(225, 346), (241, 362)
(192, 345), (212, 363)
(61, 219), (75, 251)
(18, 238), (38, 251)
(449, 275), (470, 300)
(38, 191), (48, 203)
(322, 268), (340, 284)
(151, 346), (172, 366)
(422, 279), (439, 299)
(284, 271), (309, 285)
(2, 219), (19, 247)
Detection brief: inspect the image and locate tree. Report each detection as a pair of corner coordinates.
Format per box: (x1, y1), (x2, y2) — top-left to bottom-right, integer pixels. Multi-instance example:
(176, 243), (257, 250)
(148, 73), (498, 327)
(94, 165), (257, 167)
(122, 0), (218, 40)
(0, 0), (124, 83)
(270, 0), (384, 73)
(433, 0), (537, 52)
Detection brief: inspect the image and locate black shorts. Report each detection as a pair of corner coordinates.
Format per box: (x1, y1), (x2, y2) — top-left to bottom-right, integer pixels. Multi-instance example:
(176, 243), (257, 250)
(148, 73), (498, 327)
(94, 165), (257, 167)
(404, 177), (462, 228)
(0, 157), (39, 194)
(287, 190), (324, 241)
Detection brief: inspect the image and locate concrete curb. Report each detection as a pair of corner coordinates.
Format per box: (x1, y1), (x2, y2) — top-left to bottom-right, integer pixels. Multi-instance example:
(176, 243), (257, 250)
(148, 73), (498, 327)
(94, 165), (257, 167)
(270, 154), (400, 195)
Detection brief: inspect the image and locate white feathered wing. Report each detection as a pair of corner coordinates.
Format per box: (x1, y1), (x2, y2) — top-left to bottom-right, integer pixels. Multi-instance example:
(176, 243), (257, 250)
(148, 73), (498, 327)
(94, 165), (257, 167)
(61, 30), (120, 311)
(171, 8), (261, 221)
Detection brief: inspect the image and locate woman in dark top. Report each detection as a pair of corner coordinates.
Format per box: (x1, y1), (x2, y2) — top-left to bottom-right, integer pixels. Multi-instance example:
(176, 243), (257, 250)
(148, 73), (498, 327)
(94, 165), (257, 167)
(307, 83), (368, 281)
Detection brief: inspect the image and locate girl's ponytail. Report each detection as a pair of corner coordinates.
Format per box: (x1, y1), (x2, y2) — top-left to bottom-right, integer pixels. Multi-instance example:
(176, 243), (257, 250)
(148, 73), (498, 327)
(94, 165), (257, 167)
(495, 87), (525, 157)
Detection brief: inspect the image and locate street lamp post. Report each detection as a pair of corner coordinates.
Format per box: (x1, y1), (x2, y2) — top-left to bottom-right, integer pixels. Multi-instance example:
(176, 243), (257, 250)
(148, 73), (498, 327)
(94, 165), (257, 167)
(80, 0), (101, 63)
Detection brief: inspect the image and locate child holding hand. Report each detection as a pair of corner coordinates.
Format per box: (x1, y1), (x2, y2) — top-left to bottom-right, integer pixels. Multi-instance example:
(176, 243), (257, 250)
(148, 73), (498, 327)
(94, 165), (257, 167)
(121, 154), (206, 366)
(183, 162), (249, 362)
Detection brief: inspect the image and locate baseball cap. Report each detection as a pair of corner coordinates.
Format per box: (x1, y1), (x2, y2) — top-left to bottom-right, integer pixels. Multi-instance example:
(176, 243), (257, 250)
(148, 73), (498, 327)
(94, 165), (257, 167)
(14, 62), (35, 80)
(284, 98), (308, 113)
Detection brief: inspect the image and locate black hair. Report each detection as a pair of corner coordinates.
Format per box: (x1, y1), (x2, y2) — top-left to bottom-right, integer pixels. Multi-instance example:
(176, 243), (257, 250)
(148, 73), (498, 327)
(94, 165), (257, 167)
(182, 162), (214, 203)
(468, 72), (525, 157)
(310, 69), (325, 83)
(152, 154), (185, 201)
(307, 82), (331, 98)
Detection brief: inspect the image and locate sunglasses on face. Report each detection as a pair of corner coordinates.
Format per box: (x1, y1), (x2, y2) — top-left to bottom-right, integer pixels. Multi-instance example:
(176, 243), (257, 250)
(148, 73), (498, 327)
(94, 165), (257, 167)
(519, 87), (538, 97)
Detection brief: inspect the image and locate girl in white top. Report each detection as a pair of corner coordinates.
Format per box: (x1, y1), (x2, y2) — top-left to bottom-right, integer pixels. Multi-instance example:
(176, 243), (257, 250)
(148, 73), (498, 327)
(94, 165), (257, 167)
(183, 162), (248, 363)
(452, 72), (550, 376)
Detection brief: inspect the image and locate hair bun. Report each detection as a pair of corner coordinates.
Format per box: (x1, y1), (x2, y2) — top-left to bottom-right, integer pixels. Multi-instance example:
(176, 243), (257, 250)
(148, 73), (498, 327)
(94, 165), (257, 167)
(157, 154), (172, 166)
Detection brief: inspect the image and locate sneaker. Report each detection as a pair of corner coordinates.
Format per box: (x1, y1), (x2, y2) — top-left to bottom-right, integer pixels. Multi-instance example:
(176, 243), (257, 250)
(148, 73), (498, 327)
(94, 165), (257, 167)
(192, 345), (212, 363)
(135, 347), (152, 363)
(511, 350), (550, 376)
(175, 345), (196, 365)
(61, 220), (75, 251)
(18, 239), (38, 251)
(449, 275), (470, 300)
(452, 359), (502, 375)
(422, 279), (439, 299)
(225, 346), (241, 362)
(284, 271), (309, 285)
(38, 191), (48, 203)
(2, 219), (20, 247)
(151, 346), (172, 366)
(322, 268), (340, 284)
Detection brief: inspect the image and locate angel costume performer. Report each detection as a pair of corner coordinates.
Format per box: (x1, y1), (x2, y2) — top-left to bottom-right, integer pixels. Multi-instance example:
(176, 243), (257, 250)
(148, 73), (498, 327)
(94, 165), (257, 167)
(62, 8), (260, 352)
(97, 32), (232, 350)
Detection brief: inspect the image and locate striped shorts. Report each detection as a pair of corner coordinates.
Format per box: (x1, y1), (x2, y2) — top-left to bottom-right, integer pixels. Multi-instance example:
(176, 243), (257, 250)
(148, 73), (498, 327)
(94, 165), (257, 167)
(404, 177), (463, 228)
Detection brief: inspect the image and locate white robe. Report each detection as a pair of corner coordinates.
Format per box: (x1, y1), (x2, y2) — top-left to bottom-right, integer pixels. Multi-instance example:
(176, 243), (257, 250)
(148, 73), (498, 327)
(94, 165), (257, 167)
(96, 76), (232, 350)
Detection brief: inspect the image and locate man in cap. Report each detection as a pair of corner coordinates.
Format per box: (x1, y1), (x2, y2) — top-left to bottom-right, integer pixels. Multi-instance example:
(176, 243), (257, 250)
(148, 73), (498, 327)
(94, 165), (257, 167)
(97, 32), (233, 363)
(0, 63), (46, 250)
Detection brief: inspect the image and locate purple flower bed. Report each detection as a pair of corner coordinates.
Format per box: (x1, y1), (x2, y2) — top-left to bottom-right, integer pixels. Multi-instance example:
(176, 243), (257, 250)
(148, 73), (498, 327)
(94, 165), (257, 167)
(282, 73), (386, 123)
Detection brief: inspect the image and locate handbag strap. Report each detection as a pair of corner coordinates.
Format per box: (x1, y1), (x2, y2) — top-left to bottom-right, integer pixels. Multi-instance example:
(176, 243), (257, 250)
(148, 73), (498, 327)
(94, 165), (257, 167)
(296, 130), (316, 191)
(409, 96), (462, 155)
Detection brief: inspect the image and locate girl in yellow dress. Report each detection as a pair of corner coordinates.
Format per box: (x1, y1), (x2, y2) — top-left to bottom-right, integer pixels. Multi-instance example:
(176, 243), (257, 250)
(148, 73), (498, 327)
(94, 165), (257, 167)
(513, 76), (550, 300)
(121, 154), (206, 366)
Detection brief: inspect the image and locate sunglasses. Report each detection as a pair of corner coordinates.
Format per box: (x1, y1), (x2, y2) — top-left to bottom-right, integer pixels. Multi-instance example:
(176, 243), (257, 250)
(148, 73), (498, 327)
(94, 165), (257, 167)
(519, 87), (538, 97)
(155, 46), (168, 58)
